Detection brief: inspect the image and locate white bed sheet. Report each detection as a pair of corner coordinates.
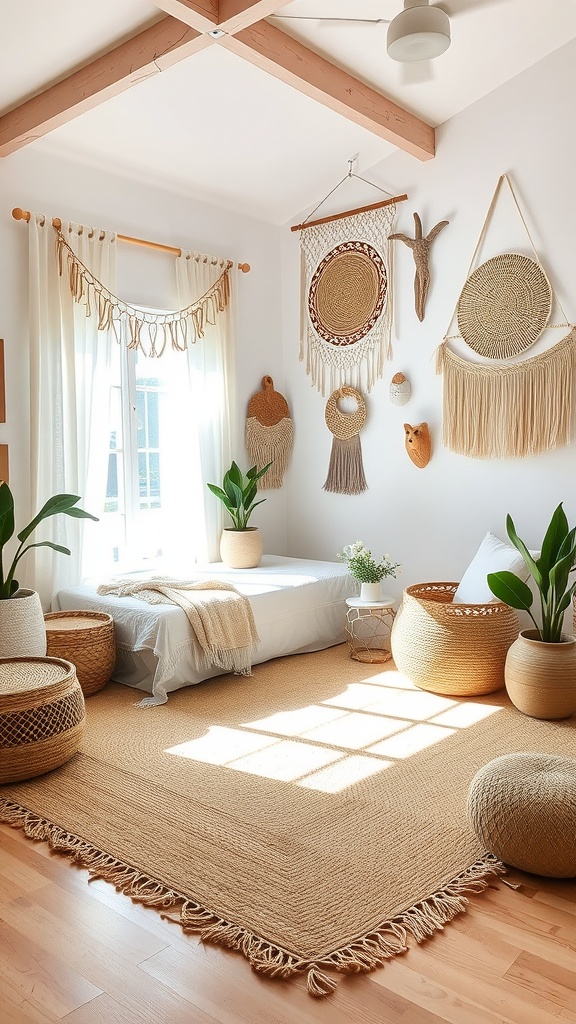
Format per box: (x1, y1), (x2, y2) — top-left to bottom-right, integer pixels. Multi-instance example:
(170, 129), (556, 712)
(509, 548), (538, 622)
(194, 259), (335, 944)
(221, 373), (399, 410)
(53, 556), (356, 703)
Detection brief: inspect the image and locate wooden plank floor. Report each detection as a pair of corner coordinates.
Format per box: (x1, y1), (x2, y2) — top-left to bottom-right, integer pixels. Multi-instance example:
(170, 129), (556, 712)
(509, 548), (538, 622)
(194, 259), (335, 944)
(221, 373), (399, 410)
(1, 820), (575, 1022)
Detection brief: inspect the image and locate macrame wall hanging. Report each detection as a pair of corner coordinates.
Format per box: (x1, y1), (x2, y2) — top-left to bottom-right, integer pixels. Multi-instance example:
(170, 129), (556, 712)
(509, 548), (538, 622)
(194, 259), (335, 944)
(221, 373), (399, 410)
(245, 376), (294, 489)
(323, 385), (367, 495)
(55, 227), (233, 356)
(293, 165), (407, 397)
(436, 174), (576, 459)
(389, 212), (449, 321)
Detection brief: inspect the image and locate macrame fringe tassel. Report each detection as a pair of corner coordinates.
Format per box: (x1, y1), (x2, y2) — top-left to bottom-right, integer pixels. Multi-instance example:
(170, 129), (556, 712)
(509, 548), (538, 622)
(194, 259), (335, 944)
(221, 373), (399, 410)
(55, 229), (232, 356)
(436, 329), (576, 459)
(245, 417), (294, 489)
(0, 798), (505, 999)
(323, 435), (367, 494)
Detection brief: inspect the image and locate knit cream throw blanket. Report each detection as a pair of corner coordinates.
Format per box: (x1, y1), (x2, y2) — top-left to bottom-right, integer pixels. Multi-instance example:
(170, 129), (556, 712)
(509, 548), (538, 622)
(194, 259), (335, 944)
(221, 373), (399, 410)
(98, 577), (260, 679)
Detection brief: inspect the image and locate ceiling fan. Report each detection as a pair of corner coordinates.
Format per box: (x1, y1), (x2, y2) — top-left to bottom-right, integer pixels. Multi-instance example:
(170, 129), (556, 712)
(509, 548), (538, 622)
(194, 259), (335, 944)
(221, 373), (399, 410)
(271, 1), (497, 81)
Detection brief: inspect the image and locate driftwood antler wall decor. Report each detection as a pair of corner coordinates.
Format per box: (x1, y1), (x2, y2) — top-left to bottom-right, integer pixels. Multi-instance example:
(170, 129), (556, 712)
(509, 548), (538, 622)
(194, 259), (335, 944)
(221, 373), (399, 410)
(390, 213), (449, 321)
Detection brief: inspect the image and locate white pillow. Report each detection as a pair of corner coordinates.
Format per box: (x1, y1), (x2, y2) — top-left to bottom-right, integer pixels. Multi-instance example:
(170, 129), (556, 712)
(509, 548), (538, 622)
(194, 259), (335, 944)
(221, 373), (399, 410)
(453, 532), (533, 605)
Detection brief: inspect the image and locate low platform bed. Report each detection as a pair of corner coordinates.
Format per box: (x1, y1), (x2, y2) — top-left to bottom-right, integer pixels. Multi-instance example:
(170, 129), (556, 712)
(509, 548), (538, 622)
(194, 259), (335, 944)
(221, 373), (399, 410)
(53, 556), (356, 704)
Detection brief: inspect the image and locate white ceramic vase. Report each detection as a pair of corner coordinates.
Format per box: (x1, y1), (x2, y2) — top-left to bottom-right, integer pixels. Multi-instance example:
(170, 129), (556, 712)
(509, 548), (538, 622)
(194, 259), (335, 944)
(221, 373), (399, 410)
(0, 589), (47, 659)
(220, 527), (263, 569)
(360, 581), (382, 602)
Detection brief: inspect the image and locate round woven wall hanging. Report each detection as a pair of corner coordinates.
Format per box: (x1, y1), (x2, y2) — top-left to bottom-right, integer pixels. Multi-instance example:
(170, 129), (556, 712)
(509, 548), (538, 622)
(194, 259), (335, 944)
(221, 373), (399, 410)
(457, 252), (552, 359)
(308, 241), (387, 346)
(323, 385), (367, 494)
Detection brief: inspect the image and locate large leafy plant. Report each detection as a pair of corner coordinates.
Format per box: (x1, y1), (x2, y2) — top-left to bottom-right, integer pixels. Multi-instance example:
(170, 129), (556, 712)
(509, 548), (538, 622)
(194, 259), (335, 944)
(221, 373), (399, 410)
(487, 503), (576, 643)
(207, 461), (272, 531)
(0, 481), (98, 599)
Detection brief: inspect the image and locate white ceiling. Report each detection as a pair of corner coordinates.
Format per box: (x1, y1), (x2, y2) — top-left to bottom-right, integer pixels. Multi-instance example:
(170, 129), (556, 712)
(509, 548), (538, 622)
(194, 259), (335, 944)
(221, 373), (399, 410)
(2, 0), (576, 224)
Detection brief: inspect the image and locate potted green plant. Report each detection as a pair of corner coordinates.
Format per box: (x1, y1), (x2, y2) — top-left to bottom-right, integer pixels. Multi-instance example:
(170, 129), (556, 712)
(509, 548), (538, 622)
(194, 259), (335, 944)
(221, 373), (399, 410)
(0, 481), (98, 658)
(337, 541), (400, 602)
(487, 502), (576, 719)
(207, 461), (271, 568)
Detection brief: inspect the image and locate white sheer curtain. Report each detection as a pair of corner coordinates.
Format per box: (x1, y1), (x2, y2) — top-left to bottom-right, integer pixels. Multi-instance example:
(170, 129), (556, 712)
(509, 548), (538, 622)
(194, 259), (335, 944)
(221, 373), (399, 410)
(28, 217), (116, 607)
(175, 253), (238, 564)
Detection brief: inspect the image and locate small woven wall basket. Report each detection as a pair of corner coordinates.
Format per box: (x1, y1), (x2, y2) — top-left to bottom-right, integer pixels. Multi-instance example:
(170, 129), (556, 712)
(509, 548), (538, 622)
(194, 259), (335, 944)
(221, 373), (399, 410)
(44, 611), (116, 696)
(0, 656), (86, 784)
(390, 582), (520, 696)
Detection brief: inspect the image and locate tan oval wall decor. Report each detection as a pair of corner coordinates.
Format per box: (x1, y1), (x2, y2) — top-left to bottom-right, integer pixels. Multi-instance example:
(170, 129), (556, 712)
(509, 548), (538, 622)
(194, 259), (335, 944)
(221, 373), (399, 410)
(404, 422), (431, 468)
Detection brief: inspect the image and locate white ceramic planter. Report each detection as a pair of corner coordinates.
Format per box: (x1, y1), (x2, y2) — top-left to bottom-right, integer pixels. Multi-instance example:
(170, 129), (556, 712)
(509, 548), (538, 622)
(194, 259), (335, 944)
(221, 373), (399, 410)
(360, 581), (382, 602)
(0, 589), (47, 658)
(220, 527), (263, 569)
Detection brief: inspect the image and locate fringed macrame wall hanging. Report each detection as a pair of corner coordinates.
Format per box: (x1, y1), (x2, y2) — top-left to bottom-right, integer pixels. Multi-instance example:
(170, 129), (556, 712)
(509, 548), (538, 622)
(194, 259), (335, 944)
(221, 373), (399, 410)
(55, 227), (233, 356)
(293, 165), (407, 397)
(245, 376), (294, 489)
(323, 385), (367, 495)
(437, 173), (576, 458)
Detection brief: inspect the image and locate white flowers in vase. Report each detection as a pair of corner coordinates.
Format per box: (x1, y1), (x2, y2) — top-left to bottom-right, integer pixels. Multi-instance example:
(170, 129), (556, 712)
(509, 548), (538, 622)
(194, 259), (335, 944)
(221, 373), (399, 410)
(337, 541), (401, 597)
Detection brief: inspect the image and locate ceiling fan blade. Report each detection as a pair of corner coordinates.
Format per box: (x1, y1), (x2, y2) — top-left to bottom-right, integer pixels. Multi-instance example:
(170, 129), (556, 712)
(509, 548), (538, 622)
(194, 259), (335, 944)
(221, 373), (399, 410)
(270, 16), (391, 24)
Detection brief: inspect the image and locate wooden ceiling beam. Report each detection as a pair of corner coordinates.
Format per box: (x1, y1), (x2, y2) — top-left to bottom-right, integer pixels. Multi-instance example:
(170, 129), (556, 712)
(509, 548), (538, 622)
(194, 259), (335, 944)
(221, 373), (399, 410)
(220, 21), (435, 161)
(0, 18), (212, 157)
(148, 0), (219, 33)
(217, 1), (294, 34)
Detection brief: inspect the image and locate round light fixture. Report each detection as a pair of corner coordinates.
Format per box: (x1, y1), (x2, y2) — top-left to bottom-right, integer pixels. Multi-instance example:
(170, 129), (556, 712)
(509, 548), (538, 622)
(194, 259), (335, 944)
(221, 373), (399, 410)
(387, 1), (451, 63)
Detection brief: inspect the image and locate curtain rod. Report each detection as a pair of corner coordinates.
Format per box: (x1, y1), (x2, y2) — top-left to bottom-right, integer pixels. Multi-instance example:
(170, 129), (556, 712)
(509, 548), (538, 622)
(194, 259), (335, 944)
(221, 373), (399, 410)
(291, 194), (408, 232)
(12, 208), (251, 273)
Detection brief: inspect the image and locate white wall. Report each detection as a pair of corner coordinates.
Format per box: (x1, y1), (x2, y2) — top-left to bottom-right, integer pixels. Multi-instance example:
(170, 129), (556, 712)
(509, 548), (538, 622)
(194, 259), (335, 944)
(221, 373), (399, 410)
(0, 147), (287, 565)
(281, 39), (576, 605)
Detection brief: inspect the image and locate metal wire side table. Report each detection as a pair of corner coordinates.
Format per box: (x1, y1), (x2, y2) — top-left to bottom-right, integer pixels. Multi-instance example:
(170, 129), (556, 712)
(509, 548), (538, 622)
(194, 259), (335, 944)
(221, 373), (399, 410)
(345, 597), (396, 664)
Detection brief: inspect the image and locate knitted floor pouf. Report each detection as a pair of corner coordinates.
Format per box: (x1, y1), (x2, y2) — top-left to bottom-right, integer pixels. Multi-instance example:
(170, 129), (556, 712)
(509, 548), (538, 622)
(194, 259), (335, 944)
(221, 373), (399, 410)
(467, 753), (576, 878)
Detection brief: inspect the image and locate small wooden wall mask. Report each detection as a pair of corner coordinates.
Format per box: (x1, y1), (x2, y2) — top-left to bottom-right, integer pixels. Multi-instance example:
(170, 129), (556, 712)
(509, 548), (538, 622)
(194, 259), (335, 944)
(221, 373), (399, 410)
(404, 422), (431, 469)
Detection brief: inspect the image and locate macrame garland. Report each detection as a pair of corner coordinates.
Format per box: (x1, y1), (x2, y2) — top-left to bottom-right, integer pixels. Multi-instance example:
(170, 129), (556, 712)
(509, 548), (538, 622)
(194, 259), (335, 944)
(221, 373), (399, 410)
(55, 228), (232, 356)
(436, 329), (576, 459)
(245, 376), (294, 489)
(323, 386), (367, 494)
(299, 206), (396, 397)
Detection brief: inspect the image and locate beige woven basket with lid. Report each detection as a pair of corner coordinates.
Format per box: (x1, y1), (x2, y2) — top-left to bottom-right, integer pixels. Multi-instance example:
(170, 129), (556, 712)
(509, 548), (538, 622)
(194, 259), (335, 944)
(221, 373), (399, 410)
(0, 656), (85, 783)
(391, 582), (520, 696)
(45, 610), (116, 696)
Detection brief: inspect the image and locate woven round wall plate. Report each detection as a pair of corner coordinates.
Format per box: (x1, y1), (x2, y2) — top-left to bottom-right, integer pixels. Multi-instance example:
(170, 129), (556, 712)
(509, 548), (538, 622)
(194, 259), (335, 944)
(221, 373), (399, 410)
(325, 385), (367, 439)
(457, 252), (552, 359)
(308, 241), (387, 347)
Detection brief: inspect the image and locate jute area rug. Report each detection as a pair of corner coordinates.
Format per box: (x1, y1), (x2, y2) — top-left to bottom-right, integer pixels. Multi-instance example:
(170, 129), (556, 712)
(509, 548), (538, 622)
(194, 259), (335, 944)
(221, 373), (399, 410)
(1, 645), (575, 998)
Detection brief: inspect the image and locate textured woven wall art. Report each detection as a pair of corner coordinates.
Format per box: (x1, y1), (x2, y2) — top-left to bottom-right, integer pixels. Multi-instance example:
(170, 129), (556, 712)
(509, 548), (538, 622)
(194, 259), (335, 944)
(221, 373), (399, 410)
(245, 376), (294, 489)
(323, 386), (367, 494)
(438, 174), (575, 458)
(299, 206), (396, 396)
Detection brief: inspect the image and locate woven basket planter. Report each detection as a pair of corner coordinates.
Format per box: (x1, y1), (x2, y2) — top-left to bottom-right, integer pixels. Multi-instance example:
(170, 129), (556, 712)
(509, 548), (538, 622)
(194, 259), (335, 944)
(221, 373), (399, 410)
(0, 589), (47, 659)
(220, 527), (263, 569)
(0, 656), (86, 783)
(44, 611), (116, 696)
(390, 582), (520, 696)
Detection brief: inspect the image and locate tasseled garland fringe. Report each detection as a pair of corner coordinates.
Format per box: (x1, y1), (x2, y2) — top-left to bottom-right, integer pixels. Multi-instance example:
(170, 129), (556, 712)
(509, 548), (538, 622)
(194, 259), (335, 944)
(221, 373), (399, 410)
(0, 798), (506, 999)
(245, 417), (294, 489)
(55, 229), (232, 356)
(323, 434), (367, 494)
(436, 328), (576, 458)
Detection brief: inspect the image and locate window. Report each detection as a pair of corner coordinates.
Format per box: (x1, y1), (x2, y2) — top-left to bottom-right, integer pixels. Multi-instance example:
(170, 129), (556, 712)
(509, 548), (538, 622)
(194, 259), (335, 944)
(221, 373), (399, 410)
(100, 324), (204, 574)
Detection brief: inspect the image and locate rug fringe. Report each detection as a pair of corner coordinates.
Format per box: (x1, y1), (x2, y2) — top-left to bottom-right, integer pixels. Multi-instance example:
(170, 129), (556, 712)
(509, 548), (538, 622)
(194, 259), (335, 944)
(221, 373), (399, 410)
(0, 798), (506, 998)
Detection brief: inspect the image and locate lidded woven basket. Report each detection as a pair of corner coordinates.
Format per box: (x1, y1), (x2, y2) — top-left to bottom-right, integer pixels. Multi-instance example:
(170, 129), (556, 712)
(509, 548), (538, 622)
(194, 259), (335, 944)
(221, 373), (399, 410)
(0, 656), (86, 783)
(391, 582), (520, 696)
(45, 611), (116, 696)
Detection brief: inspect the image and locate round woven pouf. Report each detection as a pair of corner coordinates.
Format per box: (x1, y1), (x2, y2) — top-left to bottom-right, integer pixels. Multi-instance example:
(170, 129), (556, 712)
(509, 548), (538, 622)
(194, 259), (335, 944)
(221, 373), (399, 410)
(0, 657), (86, 784)
(45, 610), (116, 696)
(467, 753), (576, 878)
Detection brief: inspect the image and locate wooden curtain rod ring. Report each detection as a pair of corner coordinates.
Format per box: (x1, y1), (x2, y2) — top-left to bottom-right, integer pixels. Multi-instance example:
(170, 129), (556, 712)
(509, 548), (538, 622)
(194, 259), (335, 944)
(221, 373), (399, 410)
(12, 208), (250, 272)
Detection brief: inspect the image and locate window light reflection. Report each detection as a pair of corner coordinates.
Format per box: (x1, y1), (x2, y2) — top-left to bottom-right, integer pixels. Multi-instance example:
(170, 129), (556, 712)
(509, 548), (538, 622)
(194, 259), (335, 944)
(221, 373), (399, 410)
(367, 722), (456, 759)
(299, 755), (393, 793)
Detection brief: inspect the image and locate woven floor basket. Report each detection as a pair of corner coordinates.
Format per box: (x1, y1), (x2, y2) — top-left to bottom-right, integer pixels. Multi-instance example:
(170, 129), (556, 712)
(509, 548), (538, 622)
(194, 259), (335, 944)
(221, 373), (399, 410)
(0, 656), (86, 784)
(390, 582), (520, 696)
(44, 611), (116, 696)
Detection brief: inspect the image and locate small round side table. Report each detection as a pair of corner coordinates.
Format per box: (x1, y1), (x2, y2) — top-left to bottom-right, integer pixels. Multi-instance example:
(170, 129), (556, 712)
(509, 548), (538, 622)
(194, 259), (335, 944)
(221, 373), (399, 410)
(345, 597), (396, 664)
